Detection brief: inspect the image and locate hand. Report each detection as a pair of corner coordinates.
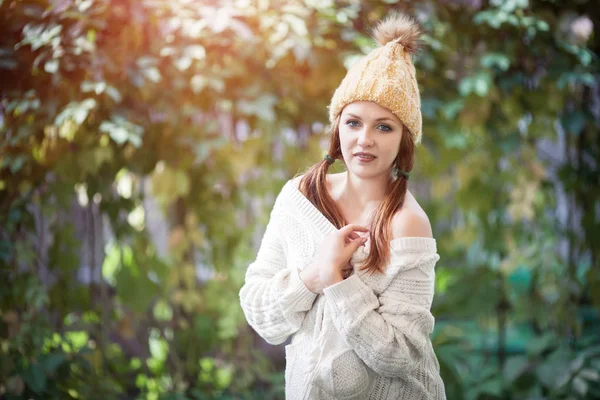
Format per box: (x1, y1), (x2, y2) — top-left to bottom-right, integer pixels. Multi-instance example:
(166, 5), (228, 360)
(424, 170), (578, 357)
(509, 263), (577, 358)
(299, 224), (369, 294)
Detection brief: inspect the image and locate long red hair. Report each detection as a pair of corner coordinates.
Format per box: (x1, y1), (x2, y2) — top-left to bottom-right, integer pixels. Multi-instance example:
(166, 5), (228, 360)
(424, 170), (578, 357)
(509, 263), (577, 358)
(294, 113), (415, 275)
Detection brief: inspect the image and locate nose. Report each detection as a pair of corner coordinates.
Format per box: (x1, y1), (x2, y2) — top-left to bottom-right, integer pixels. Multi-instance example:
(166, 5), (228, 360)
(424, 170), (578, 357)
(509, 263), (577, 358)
(357, 126), (375, 147)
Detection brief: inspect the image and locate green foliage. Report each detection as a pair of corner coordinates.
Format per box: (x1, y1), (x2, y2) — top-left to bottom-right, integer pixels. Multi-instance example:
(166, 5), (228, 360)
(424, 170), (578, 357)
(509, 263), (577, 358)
(1, 0), (599, 399)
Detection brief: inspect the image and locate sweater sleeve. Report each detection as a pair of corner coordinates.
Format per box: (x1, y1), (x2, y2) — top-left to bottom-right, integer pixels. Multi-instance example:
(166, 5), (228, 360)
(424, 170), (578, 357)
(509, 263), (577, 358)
(239, 200), (318, 345)
(322, 251), (439, 378)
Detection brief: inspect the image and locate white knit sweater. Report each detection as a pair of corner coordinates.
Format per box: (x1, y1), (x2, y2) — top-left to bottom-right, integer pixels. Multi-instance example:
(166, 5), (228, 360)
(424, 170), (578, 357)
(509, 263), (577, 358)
(239, 178), (446, 400)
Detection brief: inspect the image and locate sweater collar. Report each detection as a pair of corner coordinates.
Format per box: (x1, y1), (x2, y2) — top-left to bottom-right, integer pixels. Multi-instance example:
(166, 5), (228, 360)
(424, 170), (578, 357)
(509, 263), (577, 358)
(282, 178), (440, 293)
(282, 178), (438, 255)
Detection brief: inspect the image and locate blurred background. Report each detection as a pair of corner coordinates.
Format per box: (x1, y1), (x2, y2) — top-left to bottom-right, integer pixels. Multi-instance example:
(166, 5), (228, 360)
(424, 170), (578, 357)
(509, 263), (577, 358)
(1, 0), (599, 399)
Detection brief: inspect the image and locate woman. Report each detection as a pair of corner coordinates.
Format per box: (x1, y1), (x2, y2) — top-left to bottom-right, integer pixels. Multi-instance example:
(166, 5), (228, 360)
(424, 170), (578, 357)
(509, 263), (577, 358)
(239, 12), (446, 400)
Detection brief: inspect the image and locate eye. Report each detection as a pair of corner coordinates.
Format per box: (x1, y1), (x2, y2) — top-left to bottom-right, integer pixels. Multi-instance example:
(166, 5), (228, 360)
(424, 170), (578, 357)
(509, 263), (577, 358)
(346, 120), (360, 128)
(378, 124), (392, 132)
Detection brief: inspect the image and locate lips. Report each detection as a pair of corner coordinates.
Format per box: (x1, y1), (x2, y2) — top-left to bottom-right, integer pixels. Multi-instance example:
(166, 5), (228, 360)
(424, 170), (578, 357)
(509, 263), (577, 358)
(354, 152), (376, 159)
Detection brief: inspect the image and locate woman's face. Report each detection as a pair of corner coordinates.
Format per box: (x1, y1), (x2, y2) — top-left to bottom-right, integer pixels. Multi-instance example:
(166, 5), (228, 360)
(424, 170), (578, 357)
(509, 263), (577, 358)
(338, 101), (404, 180)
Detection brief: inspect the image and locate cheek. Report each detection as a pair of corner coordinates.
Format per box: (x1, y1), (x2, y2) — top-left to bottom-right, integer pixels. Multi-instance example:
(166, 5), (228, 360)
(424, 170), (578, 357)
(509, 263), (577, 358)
(390, 135), (402, 148)
(385, 138), (402, 159)
(338, 125), (350, 138)
(338, 129), (352, 146)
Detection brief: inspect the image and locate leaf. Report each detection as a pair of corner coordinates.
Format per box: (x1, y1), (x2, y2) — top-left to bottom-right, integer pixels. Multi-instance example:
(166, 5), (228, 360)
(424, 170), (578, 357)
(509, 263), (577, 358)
(536, 347), (572, 389)
(184, 44), (206, 60)
(536, 20), (549, 31)
(504, 355), (529, 383)
(143, 66), (162, 83)
(150, 162), (190, 208)
(211, 8), (234, 33)
(481, 53), (510, 71)
(136, 56), (156, 68)
(269, 21), (289, 43)
(440, 99), (464, 120)
(507, 265), (532, 293)
(474, 10), (503, 29)
(105, 86), (122, 102)
(153, 299), (173, 321)
(459, 77), (473, 96)
(283, 13), (308, 36)
(40, 352), (67, 374)
(65, 331), (89, 351)
(579, 368), (600, 381)
(474, 73), (491, 96)
(87, 29), (96, 42)
(55, 99), (97, 126)
(561, 111), (586, 136)
(570, 354), (585, 373)
(190, 75), (207, 93)
(194, 315), (216, 344)
(160, 46), (177, 57)
(237, 94), (277, 122)
(148, 328), (168, 362)
(44, 59), (59, 73)
(572, 376), (587, 395)
(115, 246), (158, 313)
(23, 362), (46, 394)
(214, 364), (234, 389)
(175, 56), (192, 71)
(526, 333), (555, 356)
(99, 116), (143, 148)
(102, 242), (122, 286)
(443, 130), (468, 149)
(8, 155), (26, 173)
(81, 80), (106, 94)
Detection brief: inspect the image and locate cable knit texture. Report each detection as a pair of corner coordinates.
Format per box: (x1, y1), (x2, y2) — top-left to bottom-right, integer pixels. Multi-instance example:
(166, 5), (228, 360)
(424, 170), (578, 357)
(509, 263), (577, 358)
(239, 178), (446, 400)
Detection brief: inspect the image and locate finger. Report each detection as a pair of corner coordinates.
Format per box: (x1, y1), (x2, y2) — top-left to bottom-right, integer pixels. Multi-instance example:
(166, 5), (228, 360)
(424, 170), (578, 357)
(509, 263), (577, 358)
(345, 232), (366, 245)
(348, 231), (365, 241)
(347, 236), (367, 254)
(347, 232), (369, 246)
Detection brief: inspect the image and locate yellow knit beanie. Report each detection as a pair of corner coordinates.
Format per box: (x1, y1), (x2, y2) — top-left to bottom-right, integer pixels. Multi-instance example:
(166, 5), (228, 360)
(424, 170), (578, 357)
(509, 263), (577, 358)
(327, 12), (424, 144)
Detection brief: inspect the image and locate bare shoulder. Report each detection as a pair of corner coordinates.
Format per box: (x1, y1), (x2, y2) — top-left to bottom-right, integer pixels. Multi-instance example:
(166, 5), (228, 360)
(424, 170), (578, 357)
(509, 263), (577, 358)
(391, 193), (433, 239)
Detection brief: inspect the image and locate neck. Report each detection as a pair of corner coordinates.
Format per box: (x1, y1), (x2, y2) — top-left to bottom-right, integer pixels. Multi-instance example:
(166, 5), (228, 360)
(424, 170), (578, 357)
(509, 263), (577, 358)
(340, 172), (390, 210)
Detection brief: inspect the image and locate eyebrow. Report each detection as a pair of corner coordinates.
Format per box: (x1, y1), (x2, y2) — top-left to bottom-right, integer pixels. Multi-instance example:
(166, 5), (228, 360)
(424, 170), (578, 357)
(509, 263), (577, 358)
(344, 113), (395, 123)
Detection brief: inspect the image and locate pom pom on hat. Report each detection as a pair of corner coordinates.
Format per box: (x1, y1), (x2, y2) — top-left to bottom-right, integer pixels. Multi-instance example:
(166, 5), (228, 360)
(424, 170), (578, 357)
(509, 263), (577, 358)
(372, 12), (423, 54)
